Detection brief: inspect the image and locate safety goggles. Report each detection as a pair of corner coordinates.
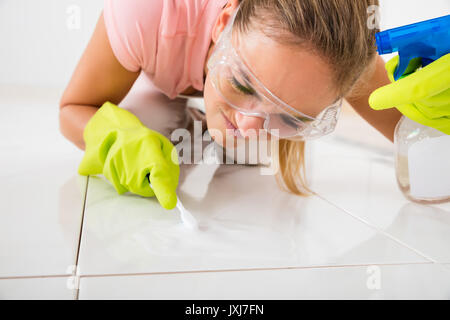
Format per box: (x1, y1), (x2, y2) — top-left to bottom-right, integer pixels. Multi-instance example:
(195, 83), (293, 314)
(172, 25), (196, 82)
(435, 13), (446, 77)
(207, 6), (342, 140)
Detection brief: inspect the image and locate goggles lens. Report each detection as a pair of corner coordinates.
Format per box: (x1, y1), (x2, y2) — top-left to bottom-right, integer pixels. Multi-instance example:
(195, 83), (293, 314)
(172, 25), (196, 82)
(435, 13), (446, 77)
(211, 65), (307, 136)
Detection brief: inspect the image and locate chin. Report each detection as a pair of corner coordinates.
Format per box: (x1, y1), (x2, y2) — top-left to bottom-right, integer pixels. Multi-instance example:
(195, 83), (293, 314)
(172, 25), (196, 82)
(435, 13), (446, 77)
(204, 108), (230, 149)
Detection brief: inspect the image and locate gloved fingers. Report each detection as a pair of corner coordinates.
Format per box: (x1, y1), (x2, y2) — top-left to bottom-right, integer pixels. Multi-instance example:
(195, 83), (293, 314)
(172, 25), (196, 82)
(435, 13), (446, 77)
(396, 103), (450, 135)
(125, 169), (156, 198)
(143, 135), (179, 209)
(108, 145), (157, 198)
(110, 135), (178, 203)
(78, 160), (93, 176)
(370, 54), (450, 110)
(78, 149), (104, 176)
(415, 90), (450, 119)
(154, 131), (180, 167)
(163, 145), (180, 174)
(148, 165), (179, 210)
(384, 56), (422, 82)
(129, 181), (155, 198)
(103, 159), (129, 195)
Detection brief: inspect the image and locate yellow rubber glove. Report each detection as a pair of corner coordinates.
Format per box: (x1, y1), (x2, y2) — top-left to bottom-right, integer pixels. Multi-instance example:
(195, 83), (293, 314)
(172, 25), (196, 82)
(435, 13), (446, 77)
(78, 102), (180, 210)
(369, 54), (450, 135)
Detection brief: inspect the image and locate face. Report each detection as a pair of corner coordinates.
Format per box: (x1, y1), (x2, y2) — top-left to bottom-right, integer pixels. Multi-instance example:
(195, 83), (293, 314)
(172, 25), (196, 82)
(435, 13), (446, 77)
(203, 3), (338, 147)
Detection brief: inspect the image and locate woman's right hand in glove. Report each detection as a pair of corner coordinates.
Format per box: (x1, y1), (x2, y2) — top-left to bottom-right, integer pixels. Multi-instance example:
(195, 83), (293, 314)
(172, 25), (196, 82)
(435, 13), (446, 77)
(78, 102), (180, 210)
(369, 54), (450, 135)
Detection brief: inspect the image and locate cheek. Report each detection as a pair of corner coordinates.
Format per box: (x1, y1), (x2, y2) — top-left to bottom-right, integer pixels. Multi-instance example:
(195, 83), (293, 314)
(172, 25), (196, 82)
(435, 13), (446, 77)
(203, 76), (227, 146)
(204, 75), (243, 148)
(203, 76), (221, 128)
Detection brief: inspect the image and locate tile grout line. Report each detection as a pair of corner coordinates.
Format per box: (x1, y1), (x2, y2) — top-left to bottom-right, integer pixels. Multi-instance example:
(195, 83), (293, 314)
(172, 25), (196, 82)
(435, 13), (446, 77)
(312, 191), (440, 264)
(0, 274), (71, 281)
(77, 262), (434, 279)
(73, 175), (90, 300)
(4, 261), (449, 281)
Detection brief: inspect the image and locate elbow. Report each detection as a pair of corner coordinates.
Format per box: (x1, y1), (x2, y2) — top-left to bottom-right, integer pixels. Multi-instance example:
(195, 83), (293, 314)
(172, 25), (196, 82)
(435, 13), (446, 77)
(58, 105), (73, 147)
(58, 99), (70, 139)
(58, 101), (86, 150)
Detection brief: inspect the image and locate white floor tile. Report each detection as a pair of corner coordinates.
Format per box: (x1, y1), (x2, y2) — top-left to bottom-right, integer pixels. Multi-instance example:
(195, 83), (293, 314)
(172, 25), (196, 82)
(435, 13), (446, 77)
(0, 276), (75, 300)
(0, 100), (86, 277)
(434, 202), (450, 212)
(309, 116), (450, 264)
(77, 163), (427, 276)
(78, 263), (450, 300)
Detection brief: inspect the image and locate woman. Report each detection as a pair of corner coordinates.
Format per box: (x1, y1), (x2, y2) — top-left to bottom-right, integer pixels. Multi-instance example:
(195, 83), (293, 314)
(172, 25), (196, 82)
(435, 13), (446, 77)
(60, 0), (402, 209)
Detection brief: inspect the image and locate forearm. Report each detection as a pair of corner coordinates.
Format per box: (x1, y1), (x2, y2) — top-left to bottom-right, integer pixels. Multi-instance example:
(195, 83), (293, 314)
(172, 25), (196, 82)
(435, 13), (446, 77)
(346, 55), (402, 142)
(58, 12), (140, 150)
(59, 104), (99, 150)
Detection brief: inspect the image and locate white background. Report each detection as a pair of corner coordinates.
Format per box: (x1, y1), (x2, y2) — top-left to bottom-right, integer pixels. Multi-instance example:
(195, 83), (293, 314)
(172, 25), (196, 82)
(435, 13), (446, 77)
(0, 0), (449, 90)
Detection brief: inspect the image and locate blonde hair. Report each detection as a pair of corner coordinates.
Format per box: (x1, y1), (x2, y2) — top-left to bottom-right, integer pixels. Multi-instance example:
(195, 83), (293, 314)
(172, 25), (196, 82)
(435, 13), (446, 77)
(235, 0), (379, 196)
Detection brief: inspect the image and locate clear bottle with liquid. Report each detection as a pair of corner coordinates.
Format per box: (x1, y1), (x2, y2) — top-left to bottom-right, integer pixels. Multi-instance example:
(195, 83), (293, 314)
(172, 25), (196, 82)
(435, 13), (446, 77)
(395, 116), (450, 204)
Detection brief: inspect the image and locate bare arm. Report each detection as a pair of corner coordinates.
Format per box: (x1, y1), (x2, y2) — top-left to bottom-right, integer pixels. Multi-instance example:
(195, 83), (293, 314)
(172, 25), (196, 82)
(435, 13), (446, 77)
(59, 12), (140, 150)
(345, 55), (402, 142)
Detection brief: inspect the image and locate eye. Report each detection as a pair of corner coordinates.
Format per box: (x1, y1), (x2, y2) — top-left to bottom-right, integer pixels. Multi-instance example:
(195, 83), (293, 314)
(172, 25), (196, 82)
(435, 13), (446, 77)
(229, 77), (256, 95)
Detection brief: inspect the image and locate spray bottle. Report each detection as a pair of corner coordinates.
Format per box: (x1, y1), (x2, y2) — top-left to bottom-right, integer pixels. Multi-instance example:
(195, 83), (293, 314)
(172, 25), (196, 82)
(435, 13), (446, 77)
(375, 14), (450, 204)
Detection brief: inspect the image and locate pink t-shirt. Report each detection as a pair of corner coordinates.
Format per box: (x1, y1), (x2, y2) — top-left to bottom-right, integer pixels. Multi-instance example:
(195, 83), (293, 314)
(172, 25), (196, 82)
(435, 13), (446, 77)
(103, 0), (227, 99)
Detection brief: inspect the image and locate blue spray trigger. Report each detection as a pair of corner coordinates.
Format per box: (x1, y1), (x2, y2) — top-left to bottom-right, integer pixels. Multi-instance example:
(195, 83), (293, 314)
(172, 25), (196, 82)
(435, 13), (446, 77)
(394, 43), (436, 80)
(376, 14), (450, 81)
(395, 53), (414, 81)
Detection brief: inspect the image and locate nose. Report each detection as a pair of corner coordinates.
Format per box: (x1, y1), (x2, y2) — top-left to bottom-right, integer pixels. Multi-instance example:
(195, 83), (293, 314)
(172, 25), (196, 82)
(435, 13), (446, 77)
(234, 112), (265, 137)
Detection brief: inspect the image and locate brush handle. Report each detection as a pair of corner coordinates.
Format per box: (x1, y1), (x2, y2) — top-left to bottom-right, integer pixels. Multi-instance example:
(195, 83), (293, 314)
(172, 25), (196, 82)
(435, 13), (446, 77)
(149, 180), (198, 228)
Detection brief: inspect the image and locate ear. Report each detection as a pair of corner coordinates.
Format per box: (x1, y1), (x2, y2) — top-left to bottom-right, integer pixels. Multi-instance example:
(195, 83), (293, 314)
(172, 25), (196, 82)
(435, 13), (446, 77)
(211, 0), (240, 43)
